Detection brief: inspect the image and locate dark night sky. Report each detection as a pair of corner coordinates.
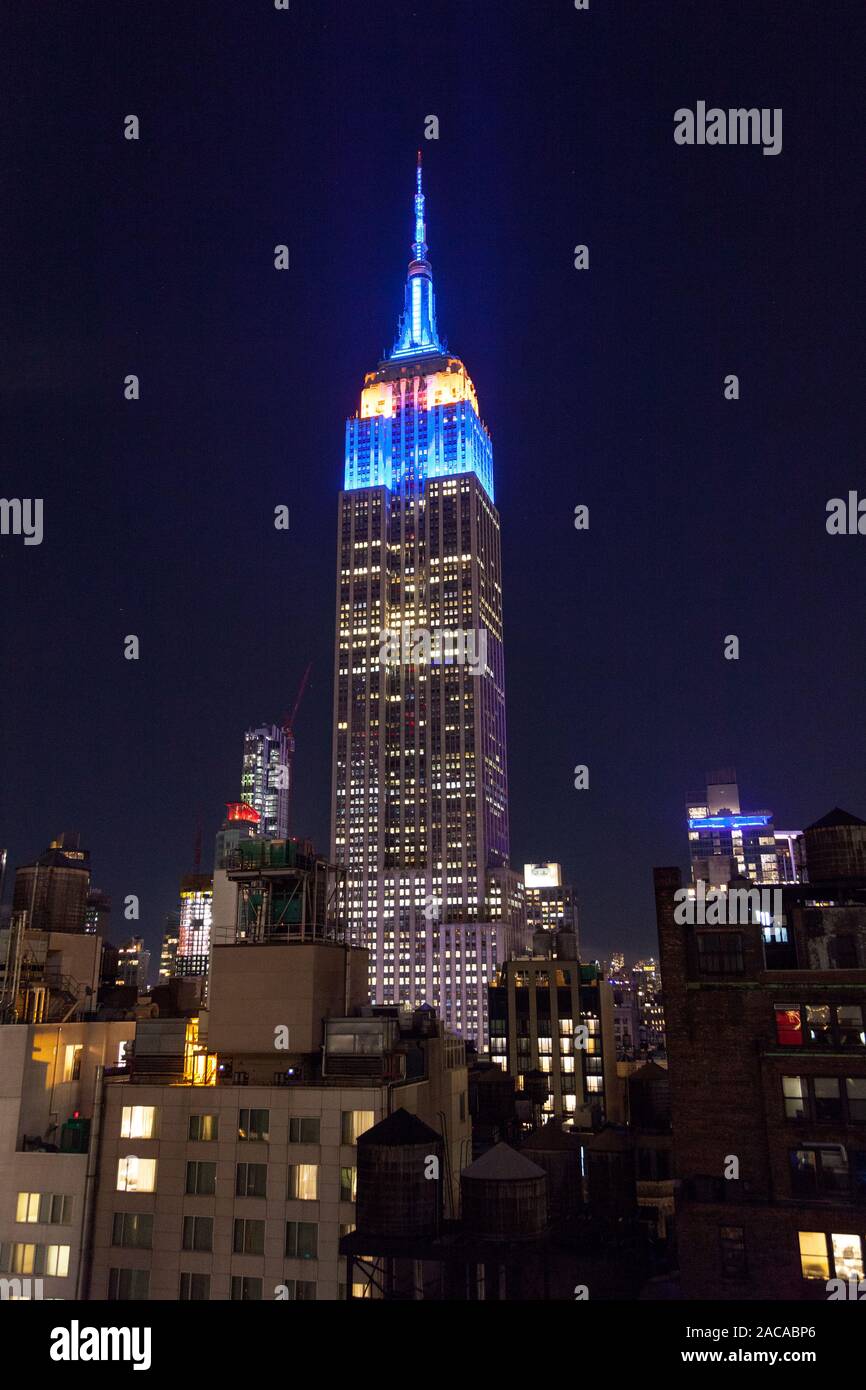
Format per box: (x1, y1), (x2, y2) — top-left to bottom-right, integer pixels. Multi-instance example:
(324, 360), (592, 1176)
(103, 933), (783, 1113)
(2, 1), (865, 967)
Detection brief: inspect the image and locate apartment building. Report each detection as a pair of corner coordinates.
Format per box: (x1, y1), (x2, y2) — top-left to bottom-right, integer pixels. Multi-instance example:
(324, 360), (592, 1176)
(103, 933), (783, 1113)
(86, 936), (470, 1300)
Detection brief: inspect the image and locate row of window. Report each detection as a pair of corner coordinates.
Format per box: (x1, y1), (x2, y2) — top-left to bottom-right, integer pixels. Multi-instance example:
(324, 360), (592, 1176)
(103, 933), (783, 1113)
(109, 1269), (318, 1301)
(114, 1212), (340, 1258)
(782, 1075), (866, 1123)
(719, 1226), (866, 1282)
(0, 1242), (70, 1277)
(117, 1157), (358, 1202)
(774, 1005), (865, 1049)
(16, 1192), (73, 1226)
(120, 1107), (373, 1145)
(789, 1145), (866, 1200)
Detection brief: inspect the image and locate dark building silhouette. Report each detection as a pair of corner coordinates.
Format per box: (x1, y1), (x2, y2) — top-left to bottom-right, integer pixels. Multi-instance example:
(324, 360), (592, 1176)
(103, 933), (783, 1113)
(656, 814), (866, 1299)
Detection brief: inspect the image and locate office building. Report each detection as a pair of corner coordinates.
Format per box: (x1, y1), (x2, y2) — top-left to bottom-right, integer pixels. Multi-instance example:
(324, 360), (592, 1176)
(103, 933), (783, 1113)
(329, 156), (524, 1035)
(176, 874), (214, 980)
(84, 888), (111, 937)
(686, 769), (779, 888)
(488, 928), (618, 1127)
(158, 912), (180, 981)
(214, 802), (260, 872)
(115, 938), (150, 991)
(241, 726), (290, 840)
(523, 863), (579, 941)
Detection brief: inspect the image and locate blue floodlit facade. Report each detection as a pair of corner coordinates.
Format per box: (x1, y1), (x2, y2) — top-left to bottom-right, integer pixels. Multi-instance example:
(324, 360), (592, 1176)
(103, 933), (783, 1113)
(343, 154), (495, 502)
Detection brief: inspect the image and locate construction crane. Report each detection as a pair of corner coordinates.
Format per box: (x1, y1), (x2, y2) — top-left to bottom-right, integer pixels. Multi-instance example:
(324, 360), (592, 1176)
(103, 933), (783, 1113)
(283, 662), (312, 839)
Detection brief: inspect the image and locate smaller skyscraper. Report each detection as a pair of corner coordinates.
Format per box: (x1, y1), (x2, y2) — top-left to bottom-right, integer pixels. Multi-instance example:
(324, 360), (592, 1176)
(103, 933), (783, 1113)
(84, 888), (111, 937)
(686, 768), (778, 887)
(214, 801), (260, 870)
(488, 929), (616, 1127)
(175, 874), (214, 979)
(241, 725), (290, 839)
(115, 937), (150, 990)
(158, 911), (180, 980)
(523, 863), (579, 942)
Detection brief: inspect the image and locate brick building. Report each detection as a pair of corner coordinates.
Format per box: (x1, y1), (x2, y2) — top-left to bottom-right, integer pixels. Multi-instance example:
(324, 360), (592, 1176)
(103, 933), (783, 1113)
(655, 811), (866, 1299)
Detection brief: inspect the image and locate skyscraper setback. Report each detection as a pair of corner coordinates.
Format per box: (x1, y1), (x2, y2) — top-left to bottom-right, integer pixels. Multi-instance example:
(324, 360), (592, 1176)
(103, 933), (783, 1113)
(330, 157), (523, 1041)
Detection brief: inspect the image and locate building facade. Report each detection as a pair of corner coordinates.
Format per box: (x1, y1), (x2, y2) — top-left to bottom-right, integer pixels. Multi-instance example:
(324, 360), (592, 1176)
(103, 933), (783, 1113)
(488, 931), (618, 1127)
(85, 937), (469, 1302)
(656, 809), (866, 1299)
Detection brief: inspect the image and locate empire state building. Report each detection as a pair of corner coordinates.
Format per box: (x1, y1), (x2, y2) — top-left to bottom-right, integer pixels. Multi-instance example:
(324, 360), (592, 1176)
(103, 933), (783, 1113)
(329, 157), (525, 1044)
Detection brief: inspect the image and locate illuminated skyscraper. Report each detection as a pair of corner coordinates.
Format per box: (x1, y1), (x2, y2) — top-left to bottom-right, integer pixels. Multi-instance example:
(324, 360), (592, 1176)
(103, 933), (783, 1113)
(523, 862), (579, 941)
(686, 768), (779, 888)
(330, 157), (523, 1044)
(176, 873), (213, 979)
(240, 725), (289, 839)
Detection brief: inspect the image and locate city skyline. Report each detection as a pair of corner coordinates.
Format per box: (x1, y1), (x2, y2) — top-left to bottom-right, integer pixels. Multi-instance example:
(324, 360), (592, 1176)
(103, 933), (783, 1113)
(3, 0), (865, 1336)
(3, 0), (865, 971)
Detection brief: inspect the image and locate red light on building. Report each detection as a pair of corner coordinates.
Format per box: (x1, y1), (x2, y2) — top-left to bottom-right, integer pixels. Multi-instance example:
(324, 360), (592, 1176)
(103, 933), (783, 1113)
(226, 802), (261, 824)
(774, 1008), (802, 1046)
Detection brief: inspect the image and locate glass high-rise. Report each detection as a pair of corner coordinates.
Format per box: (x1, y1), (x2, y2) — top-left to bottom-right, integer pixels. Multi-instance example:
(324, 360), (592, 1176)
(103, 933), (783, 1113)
(240, 725), (289, 839)
(330, 158), (523, 1043)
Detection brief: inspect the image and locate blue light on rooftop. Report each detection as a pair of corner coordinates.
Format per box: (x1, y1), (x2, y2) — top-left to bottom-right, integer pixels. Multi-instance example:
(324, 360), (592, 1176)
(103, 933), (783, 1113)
(688, 815), (772, 830)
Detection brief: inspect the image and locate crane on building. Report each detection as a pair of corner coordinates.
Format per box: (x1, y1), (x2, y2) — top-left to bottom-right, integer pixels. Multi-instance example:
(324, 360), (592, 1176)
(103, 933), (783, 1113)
(283, 662), (312, 839)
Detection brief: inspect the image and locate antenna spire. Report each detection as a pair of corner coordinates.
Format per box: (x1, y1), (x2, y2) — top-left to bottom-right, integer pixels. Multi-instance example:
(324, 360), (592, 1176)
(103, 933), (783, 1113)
(390, 153), (441, 360)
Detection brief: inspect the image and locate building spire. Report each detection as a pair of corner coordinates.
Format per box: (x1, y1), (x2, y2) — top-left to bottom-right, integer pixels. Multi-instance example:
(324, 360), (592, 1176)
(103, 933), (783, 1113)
(390, 153), (442, 360)
(413, 149), (427, 262)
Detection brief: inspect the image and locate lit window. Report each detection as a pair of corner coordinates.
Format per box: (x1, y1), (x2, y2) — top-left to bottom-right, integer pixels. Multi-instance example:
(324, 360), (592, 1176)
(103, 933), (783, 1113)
(62, 1045), (83, 1083)
(774, 1008), (802, 1046)
(341, 1111), (375, 1145)
(116, 1157), (156, 1193)
(798, 1231), (829, 1280)
(288, 1165), (318, 1201)
(16, 1193), (72, 1225)
(832, 1233), (864, 1281)
(120, 1106), (157, 1139)
(781, 1076), (806, 1119)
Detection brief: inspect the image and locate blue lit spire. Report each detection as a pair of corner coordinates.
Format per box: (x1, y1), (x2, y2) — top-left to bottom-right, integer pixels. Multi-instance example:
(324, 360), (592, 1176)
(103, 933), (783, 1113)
(390, 151), (443, 360)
